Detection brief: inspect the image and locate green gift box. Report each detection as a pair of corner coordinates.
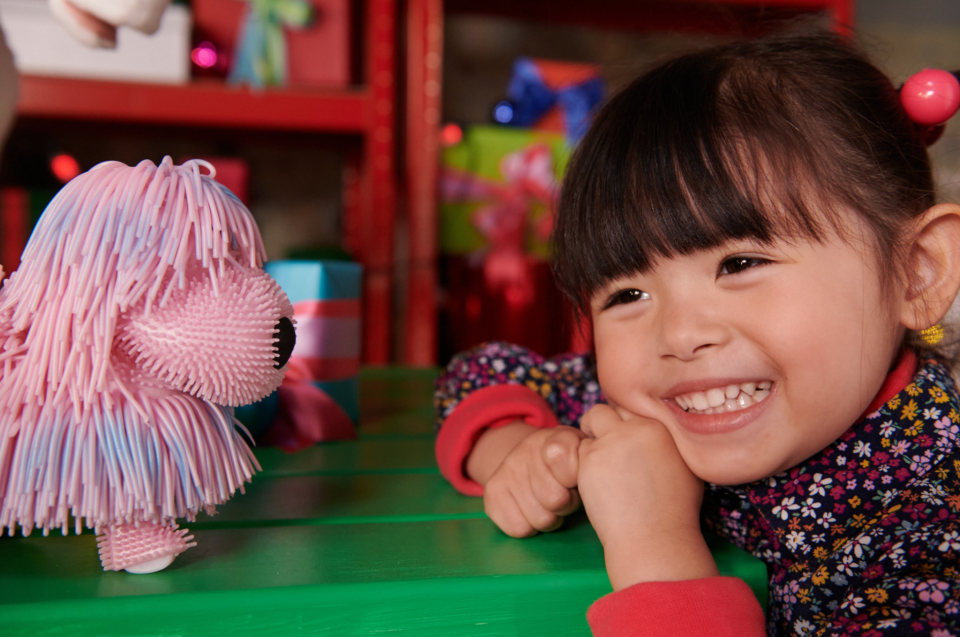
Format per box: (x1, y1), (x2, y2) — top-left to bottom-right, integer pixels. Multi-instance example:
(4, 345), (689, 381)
(440, 125), (570, 258)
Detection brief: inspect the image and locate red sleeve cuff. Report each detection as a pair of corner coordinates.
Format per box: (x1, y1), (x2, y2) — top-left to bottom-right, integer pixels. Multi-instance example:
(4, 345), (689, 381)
(435, 384), (561, 496)
(587, 577), (765, 637)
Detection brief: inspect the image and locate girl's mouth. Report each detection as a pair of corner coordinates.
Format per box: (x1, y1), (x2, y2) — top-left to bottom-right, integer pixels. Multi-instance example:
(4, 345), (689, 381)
(673, 381), (772, 415)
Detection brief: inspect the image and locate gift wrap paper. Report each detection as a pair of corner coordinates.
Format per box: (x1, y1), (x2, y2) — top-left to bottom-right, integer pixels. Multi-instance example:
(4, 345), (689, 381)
(265, 260), (362, 422)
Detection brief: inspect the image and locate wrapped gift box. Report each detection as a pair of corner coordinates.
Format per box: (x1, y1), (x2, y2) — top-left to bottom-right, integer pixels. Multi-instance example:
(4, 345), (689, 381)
(236, 260), (362, 445)
(440, 124), (569, 258)
(439, 125), (583, 361)
(192, 0), (350, 87)
(265, 259), (362, 422)
(439, 252), (584, 363)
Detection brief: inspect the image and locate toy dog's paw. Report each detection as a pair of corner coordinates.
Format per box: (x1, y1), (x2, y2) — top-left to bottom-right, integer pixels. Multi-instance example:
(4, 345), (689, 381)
(97, 522), (196, 573)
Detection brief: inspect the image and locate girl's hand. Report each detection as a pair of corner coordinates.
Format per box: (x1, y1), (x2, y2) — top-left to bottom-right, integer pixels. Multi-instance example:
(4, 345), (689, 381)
(578, 404), (719, 590)
(468, 423), (587, 537)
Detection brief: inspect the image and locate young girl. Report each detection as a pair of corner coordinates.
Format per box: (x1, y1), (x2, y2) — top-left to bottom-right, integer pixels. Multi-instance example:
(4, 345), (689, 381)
(434, 31), (960, 636)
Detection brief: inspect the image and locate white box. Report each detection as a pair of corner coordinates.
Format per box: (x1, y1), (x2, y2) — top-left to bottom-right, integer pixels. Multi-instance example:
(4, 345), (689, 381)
(0, 0), (191, 84)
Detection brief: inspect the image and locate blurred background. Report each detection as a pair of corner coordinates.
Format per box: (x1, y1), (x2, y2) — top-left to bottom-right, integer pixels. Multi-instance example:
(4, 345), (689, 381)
(0, 0), (957, 367)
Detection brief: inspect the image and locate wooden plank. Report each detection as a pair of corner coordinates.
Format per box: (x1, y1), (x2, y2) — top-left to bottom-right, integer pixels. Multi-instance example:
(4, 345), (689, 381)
(0, 516), (607, 604)
(2, 569), (609, 637)
(253, 436), (437, 476)
(17, 75), (370, 133)
(207, 472), (484, 522)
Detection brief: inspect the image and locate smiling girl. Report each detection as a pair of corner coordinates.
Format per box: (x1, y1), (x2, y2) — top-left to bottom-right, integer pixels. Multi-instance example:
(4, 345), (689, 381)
(434, 30), (960, 636)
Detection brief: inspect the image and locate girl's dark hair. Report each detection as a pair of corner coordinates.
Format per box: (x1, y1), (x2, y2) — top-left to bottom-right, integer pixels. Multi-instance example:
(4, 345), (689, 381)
(553, 30), (935, 314)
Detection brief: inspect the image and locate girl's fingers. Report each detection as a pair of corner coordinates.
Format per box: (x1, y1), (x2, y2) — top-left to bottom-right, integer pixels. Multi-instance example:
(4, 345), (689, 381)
(541, 426), (586, 488)
(554, 488), (582, 517)
(515, 484), (563, 532)
(485, 488), (537, 538)
(579, 403), (624, 439)
(485, 475), (562, 536)
(530, 464), (580, 515)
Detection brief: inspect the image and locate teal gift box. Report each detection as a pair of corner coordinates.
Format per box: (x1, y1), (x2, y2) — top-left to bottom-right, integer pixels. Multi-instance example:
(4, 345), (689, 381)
(236, 260), (363, 438)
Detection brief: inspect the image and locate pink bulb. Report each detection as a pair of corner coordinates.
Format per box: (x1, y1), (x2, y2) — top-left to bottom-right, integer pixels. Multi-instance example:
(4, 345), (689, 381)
(901, 68), (960, 126)
(191, 42), (218, 69)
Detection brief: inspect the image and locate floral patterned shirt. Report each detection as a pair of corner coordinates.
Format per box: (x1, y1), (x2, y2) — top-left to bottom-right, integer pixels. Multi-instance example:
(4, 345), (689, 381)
(435, 343), (960, 636)
(434, 341), (604, 431)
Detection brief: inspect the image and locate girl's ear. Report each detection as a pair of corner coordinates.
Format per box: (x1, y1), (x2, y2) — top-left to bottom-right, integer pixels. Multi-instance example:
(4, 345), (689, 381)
(901, 202), (960, 331)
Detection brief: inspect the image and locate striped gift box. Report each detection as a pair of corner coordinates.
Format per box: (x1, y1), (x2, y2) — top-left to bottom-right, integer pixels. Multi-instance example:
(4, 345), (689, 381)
(264, 260), (363, 422)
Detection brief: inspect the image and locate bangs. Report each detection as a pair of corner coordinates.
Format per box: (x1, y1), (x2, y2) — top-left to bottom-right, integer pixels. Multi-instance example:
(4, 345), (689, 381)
(554, 52), (835, 308)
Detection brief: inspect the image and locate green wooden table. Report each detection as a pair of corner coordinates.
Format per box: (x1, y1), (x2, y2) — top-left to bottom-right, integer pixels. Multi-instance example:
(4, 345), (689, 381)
(0, 369), (766, 636)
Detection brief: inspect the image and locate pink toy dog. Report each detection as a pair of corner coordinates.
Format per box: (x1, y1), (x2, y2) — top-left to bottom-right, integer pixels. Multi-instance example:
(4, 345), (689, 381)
(0, 157), (294, 573)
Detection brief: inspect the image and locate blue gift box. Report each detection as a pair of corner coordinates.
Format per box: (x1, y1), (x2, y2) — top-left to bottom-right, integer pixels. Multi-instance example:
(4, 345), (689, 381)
(236, 260), (363, 437)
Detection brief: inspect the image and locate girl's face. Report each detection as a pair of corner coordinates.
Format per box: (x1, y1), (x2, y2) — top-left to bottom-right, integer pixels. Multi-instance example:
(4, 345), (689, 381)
(590, 218), (907, 486)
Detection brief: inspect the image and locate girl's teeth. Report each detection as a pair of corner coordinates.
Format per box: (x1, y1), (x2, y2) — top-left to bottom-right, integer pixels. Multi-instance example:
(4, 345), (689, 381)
(675, 382), (772, 413)
(691, 393), (710, 411)
(706, 388), (726, 408)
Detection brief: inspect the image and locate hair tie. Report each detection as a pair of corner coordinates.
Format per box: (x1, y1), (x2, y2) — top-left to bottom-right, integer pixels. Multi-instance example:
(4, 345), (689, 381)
(899, 68), (960, 146)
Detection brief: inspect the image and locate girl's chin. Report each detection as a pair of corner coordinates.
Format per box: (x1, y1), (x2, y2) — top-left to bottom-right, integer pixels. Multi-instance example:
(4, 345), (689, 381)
(695, 464), (778, 487)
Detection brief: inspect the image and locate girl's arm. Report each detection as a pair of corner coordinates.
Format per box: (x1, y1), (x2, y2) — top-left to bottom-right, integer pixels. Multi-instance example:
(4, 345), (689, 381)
(434, 341), (599, 494)
(434, 342), (599, 536)
(578, 404), (766, 637)
(578, 404), (717, 587)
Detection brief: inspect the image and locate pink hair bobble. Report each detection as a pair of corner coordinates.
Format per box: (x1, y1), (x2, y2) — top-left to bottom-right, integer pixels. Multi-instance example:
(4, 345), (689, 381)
(901, 69), (960, 126)
(900, 68), (960, 145)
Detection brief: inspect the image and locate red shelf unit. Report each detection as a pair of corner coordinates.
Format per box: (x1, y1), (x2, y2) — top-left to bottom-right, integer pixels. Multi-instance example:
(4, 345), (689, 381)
(14, 0), (398, 365)
(401, 0), (855, 366)
(17, 77), (371, 132)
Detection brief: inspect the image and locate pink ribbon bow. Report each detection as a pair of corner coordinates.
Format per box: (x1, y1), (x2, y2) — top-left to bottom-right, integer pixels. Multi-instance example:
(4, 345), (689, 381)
(441, 143), (559, 308)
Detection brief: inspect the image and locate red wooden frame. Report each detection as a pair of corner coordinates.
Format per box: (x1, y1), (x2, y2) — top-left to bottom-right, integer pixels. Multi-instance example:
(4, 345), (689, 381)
(403, 0), (443, 366)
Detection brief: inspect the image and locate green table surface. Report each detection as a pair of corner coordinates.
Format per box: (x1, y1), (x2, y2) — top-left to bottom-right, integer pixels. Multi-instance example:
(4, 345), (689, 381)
(0, 369), (767, 636)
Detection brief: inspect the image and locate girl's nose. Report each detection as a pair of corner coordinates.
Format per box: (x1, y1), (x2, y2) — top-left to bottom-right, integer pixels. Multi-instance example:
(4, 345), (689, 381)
(655, 297), (726, 360)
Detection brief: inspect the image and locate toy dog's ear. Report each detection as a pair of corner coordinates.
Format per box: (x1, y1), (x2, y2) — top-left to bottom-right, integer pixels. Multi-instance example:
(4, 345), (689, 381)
(117, 263), (294, 406)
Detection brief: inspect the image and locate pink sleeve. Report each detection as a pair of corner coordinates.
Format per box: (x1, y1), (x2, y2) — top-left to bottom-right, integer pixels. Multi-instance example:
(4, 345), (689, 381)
(435, 384), (561, 496)
(587, 577), (766, 637)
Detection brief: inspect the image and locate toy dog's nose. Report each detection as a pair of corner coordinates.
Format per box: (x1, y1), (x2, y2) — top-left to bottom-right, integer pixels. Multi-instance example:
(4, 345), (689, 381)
(274, 317), (296, 369)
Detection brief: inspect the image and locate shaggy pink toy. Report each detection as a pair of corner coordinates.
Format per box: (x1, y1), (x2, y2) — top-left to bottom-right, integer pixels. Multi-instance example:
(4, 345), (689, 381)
(0, 156), (295, 573)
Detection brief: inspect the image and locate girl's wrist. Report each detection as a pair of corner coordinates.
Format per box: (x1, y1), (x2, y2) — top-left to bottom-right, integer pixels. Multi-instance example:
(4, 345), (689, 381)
(603, 527), (719, 591)
(465, 421), (537, 486)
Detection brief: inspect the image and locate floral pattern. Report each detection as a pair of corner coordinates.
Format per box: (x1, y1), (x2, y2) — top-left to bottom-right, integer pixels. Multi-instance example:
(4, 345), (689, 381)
(434, 341), (604, 430)
(435, 343), (960, 636)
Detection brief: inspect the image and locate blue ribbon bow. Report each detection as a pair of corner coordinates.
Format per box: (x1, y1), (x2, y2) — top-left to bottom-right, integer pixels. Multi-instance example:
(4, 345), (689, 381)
(504, 57), (605, 143)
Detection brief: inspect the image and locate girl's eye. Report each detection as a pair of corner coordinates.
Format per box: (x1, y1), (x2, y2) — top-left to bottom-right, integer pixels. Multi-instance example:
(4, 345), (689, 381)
(604, 288), (650, 309)
(719, 256), (769, 276)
